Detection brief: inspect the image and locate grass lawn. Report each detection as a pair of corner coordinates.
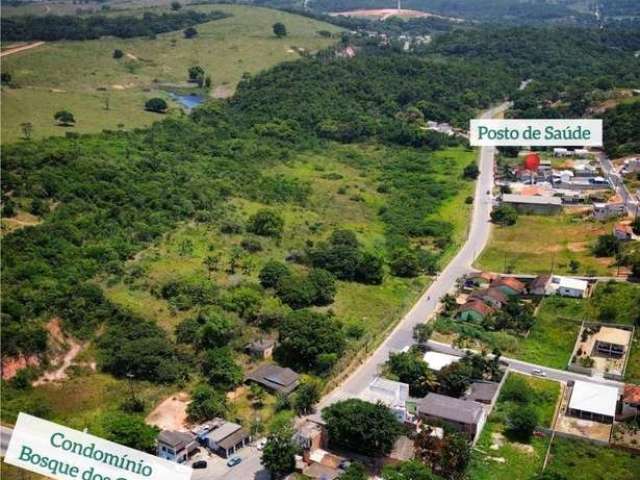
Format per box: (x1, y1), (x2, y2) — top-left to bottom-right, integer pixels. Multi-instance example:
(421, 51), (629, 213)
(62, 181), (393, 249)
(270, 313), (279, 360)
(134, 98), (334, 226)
(545, 437), (640, 480)
(1, 4), (341, 142)
(514, 296), (585, 369)
(476, 213), (617, 276)
(466, 372), (561, 480)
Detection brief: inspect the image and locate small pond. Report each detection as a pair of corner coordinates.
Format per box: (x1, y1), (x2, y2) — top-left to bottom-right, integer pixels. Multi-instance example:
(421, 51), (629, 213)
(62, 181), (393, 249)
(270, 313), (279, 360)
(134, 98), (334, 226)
(169, 92), (206, 110)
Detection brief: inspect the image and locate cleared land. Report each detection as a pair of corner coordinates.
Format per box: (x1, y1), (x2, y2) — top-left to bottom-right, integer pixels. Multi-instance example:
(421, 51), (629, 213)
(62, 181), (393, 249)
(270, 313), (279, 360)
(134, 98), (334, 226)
(545, 437), (640, 480)
(476, 213), (618, 276)
(329, 8), (461, 21)
(1, 4), (341, 142)
(467, 372), (561, 480)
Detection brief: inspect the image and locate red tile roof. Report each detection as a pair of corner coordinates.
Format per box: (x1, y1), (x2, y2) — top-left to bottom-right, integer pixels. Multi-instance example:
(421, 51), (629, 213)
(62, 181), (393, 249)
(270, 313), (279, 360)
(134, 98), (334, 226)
(491, 276), (526, 293)
(460, 300), (494, 316)
(471, 288), (508, 305)
(614, 223), (633, 235)
(623, 384), (640, 405)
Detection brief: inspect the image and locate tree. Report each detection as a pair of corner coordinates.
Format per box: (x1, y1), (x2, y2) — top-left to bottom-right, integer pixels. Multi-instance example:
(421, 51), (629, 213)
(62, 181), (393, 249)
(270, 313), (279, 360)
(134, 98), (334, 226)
(102, 412), (159, 453)
(188, 65), (205, 86)
(187, 384), (227, 422)
(54, 110), (75, 126)
(569, 259), (580, 273)
(292, 378), (321, 414)
(184, 26), (198, 39)
(307, 268), (336, 305)
(201, 347), (243, 390)
(144, 97), (168, 113)
(437, 361), (474, 397)
(20, 122), (33, 140)
(259, 260), (290, 289)
(113, 49), (124, 59)
(275, 310), (345, 373)
(462, 163), (479, 179)
(262, 427), (297, 479)
(247, 209), (284, 237)
(382, 460), (441, 480)
(341, 463), (368, 480)
(416, 429), (469, 480)
(413, 323), (434, 344)
(272, 22), (287, 38)
(632, 216), (640, 236)
(390, 248), (421, 277)
(506, 404), (538, 440)
(388, 351), (432, 397)
(203, 254), (220, 278)
(322, 399), (402, 456)
(171, 1), (182, 10)
(491, 204), (518, 226)
(1, 72), (12, 84)
(592, 234), (620, 257)
(195, 309), (237, 350)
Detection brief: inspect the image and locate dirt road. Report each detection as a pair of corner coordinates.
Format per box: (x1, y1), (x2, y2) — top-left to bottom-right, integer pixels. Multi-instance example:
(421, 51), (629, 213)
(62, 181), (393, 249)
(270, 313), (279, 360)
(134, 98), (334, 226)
(1, 41), (45, 58)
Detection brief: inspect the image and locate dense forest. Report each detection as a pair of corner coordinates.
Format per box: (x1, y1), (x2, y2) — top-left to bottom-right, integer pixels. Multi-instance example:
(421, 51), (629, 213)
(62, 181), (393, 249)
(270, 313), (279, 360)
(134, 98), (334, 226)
(428, 27), (640, 119)
(602, 101), (640, 158)
(1, 9), (230, 41)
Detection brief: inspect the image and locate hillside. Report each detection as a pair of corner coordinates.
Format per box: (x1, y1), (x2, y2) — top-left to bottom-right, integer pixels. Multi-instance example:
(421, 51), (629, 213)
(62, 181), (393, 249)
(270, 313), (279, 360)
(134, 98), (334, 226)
(0, 4), (341, 142)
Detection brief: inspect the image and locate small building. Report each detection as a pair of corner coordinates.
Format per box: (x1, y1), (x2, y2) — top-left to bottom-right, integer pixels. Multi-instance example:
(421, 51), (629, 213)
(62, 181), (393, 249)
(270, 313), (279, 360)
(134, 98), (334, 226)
(593, 327), (630, 358)
(458, 300), (494, 323)
(551, 276), (589, 298)
(359, 377), (411, 423)
(156, 431), (197, 463)
(620, 384), (640, 420)
(294, 419), (326, 454)
(593, 196), (626, 221)
(501, 194), (562, 215)
(529, 274), (552, 296)
(613, 223), (634, 241)
(246, 363), (300, 395)
(422, 351), (460, 372)
(200, 421), (250, 458)
(465, 381), (500, 405)
(470, 287), (508, 308)
(246, 338), (275, 359)
(464, 272), (496, 288)
(567, 380), (618, 424)
(417, 394), (487, 441)
(490, 276), (526, 297)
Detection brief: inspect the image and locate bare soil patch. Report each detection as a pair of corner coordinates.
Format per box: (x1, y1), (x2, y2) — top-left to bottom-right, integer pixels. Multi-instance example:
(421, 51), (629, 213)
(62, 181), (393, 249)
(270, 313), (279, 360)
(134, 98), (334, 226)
(146, 392), (190, 431)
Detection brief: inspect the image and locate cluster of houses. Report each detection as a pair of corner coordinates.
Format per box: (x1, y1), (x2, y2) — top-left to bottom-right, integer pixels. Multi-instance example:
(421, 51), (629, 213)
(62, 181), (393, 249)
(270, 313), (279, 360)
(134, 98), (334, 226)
(458, 272), (591, 324)
(497, 149), (632, 220)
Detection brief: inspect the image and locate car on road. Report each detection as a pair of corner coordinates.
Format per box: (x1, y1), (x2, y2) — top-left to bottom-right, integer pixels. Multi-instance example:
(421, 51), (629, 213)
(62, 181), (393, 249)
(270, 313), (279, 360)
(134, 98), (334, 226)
(532, 369), (546, 377)
(227, 456), (242, 467)
(192, 461), (207, 469)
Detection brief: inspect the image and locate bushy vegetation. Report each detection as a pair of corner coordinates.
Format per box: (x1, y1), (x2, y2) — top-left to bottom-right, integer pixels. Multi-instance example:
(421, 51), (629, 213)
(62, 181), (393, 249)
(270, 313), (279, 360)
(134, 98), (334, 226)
(602, 101), (640, 158)
(1, 10), (231, 41)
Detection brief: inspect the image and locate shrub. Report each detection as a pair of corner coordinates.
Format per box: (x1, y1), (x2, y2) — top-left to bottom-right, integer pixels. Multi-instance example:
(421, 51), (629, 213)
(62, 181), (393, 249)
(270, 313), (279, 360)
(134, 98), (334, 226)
(113, 49), (124, 59)
(259, 260), (290, 289)
(184, 26), (198, 38)
(247, 209), (284, 237)
(241, 237), (263, 252)
(506, 404), (538, 440)
(491, 204), (518, 226)
(144, 97), (168, 113)
(272, 22), (287, 38)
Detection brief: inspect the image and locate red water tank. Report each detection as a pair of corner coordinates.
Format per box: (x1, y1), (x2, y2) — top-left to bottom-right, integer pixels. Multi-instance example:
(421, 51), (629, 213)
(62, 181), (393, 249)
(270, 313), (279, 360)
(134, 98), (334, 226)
(523, 152), (541, 171)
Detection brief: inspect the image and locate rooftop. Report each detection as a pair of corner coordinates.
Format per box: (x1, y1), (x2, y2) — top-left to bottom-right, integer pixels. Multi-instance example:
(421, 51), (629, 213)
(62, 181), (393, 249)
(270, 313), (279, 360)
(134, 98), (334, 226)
(530, 274), (551, 291)
(460, 300), (494, 316)
(360, 376), (409, 407)
(502, 194), (562, 206)
(422, 351), (461, 372)
(246, 363), (300, 394)
(555, 276), (588, 291)
(491, 276), (526, 293)
(568, 380), (618, 418)
(203, 421), (243, 444)
(418, 393), (485, 425)
(623, 384), (640, 405)
(466, 382), (500, 403)
(472, 287), (508, 305)
(247, 338), (275, 351)
(157, 430), (195, 450)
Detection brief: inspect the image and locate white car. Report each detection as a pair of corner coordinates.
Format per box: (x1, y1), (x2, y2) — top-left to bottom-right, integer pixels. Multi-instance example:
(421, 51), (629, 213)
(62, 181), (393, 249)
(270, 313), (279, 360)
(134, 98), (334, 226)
(256, 438), (267, 451)
(532, 369), (546, 377)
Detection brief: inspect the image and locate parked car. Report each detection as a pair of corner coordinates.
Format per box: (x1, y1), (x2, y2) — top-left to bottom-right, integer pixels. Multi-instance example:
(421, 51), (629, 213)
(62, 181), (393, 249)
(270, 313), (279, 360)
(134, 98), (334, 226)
(227, 456), (242, 467)
(192, 461), (207, 469)
(256, 438), (267, 451)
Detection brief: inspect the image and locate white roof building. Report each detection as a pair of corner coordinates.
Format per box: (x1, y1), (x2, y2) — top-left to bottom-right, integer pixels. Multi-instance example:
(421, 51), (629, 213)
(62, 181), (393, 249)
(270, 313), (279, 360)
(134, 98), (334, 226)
(550, 276), (589, 298)
(567, 380), (618, 422)
(360, 377), (410, 422)
(423, 351), (460, 371)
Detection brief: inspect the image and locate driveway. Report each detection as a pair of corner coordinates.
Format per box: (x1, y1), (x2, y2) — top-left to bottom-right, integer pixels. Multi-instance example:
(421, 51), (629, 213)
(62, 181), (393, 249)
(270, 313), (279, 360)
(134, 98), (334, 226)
(190, 441), (269, 480)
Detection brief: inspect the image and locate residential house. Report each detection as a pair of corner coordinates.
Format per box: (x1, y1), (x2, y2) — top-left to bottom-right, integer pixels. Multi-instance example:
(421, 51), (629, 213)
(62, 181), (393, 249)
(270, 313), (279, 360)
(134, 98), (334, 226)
(458, 300), (494, 323)
(490, 276), (526, 297)
(501, 194), (562, 214)
(594, 327), (629, 358)
(417, 394), (487, 441)
(422, 351), (460, 372)
(246, 338), (275, 359)
(245, 363), (300, 395)
(550, 276), (589, 298)
(470, 287), (508, 308)
(619, 384), (640, 420)
(464, 272), (496, 288)
(593, 194), (626, 221)
(199, 421), (250, 458)
(156, 431), (197, 463)
(567, 380), (618, 424)
(613, 223), (634, 241)
(529, 274), (552, 296)
(303, 449), (344, 480)
(465, 381), (500, 405)
(294, 419), (326, 455)
(359, 377), (412, 423)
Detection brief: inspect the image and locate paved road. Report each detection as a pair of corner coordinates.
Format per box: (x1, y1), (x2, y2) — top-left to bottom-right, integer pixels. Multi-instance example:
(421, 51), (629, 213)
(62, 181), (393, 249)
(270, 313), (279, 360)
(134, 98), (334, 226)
(314, 103), (511, 412)
(425, 340), (624, 391)
(598, 151), (639, 216)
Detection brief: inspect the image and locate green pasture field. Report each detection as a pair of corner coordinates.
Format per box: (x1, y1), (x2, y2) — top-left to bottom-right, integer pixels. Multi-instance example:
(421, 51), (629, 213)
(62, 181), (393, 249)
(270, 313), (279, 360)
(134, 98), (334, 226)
(1, 4), (341, 143)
